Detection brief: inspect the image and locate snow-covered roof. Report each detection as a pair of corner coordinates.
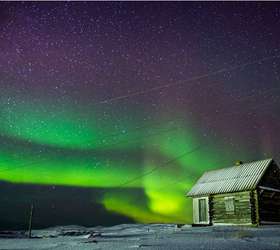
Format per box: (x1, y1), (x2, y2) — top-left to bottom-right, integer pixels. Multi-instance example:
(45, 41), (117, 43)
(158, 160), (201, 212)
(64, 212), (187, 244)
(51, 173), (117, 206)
(187, 158), (273, 197)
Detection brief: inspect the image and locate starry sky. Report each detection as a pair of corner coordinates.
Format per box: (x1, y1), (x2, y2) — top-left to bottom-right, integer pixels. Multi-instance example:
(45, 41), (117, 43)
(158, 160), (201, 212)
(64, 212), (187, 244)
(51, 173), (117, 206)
(0, 1), (280, 228)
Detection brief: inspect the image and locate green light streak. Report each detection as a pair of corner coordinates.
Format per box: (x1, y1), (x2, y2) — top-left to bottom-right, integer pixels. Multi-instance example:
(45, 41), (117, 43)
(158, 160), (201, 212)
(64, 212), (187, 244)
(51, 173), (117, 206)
(102, 191), (188, 223)
(0, 100), (99, 149)
(0, 156), (142, 188)
(0, 106), (239, 223)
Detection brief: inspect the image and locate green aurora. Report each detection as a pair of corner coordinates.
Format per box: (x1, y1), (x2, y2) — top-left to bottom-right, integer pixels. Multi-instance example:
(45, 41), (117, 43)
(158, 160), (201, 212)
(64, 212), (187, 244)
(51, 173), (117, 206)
(0, 98), (239, 224)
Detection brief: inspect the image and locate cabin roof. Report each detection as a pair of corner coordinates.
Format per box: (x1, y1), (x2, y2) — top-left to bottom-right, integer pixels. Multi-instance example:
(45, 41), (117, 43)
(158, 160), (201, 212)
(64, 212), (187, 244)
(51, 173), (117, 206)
(187, 158), (273, 197)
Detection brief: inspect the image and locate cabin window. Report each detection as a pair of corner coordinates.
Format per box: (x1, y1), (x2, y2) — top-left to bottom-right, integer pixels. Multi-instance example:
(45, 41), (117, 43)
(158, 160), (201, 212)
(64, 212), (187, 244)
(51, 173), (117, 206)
(224, 197), (235, 213)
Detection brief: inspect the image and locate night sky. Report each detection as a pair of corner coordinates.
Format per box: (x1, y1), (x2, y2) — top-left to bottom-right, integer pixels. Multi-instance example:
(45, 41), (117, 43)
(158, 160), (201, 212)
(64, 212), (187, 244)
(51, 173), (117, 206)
(0, 2), (280, 227)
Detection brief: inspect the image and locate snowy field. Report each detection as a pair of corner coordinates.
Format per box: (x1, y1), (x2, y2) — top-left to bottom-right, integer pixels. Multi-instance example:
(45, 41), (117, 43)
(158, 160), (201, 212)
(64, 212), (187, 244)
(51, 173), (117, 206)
(1, 224), (280, 250)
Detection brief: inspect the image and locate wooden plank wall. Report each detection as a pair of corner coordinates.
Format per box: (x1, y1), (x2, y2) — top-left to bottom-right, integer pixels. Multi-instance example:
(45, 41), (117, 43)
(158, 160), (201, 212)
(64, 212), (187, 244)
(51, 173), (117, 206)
(250, 190), (259, 225)
(211, 191), (252, 224)
(258, 189), (280, 223)
(257, 162), (280, 223)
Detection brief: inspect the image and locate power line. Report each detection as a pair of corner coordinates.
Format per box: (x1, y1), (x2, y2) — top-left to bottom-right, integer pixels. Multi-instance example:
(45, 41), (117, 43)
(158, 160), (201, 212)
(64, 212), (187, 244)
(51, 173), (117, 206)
(97, 54), (280, 104)
(102, 145), (204, 192)
(6, 51), (279, 106)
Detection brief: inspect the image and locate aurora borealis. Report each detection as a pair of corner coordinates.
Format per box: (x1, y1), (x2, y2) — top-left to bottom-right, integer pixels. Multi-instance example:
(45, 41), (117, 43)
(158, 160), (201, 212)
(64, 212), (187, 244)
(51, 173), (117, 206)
(1, 2), (280, 228)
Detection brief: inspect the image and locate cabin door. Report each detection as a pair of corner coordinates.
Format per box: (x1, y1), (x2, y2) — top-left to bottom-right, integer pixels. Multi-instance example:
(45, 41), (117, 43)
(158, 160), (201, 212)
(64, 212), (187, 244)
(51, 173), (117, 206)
(193, 197), (209, 224)
(198, 198), (207, 222)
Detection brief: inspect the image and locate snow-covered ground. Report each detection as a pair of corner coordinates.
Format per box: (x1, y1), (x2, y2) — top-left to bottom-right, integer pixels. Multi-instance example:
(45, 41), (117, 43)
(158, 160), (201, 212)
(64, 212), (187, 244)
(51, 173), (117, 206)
(1, 224), (280, 249)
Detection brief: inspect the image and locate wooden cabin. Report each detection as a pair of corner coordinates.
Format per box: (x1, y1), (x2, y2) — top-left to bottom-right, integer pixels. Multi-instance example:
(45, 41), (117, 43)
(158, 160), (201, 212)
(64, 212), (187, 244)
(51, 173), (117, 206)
(187, 158), (280, 226)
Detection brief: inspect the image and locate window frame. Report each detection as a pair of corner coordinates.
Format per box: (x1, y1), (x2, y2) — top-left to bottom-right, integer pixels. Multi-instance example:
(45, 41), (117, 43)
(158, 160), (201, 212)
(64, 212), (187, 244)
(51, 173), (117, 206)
(224, 196), (235, 214)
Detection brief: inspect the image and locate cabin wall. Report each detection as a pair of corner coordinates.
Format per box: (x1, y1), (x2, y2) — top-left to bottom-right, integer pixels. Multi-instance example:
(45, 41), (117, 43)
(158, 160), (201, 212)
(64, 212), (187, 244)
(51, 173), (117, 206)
(258, 162), (280, 224)
(250, 190), (259, 225)
(211, 191), (252, 225)
(258, 189), (280, 223)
